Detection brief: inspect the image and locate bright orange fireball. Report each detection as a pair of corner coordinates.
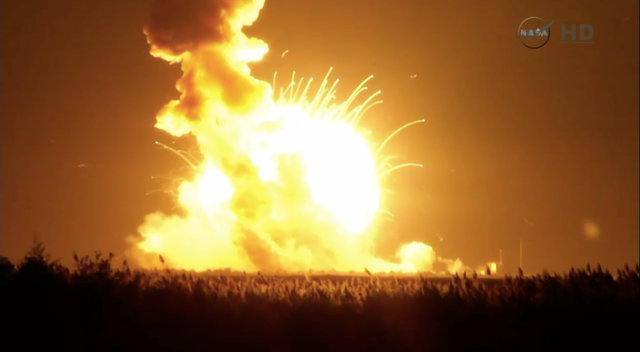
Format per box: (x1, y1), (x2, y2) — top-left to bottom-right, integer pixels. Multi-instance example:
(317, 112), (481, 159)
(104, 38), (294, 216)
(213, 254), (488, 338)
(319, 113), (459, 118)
(131, 0), (469, 274)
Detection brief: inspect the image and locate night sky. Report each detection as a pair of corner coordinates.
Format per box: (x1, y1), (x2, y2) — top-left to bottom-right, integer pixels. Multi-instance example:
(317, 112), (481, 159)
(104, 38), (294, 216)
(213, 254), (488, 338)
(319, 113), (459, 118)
(1, 0), (638, 273)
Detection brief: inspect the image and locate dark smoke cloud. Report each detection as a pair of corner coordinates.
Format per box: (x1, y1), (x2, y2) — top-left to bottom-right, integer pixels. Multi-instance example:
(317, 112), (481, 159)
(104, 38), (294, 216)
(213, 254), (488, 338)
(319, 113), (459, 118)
(144, 0), (253, 55)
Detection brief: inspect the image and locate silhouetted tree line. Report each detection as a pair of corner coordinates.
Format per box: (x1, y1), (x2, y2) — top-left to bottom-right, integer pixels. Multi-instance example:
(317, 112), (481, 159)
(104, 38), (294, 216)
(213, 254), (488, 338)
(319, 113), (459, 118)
(0, 243), (638, 351)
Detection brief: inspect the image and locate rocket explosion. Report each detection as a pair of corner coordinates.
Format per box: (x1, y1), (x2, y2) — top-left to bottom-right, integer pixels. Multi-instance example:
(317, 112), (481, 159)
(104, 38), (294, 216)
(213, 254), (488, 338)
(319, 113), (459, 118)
(130, 0), (473, 274)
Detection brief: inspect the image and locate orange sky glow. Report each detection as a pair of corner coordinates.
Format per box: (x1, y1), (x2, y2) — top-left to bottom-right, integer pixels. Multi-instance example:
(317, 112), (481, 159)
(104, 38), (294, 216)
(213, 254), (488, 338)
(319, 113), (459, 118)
(1, 0), (638, 274)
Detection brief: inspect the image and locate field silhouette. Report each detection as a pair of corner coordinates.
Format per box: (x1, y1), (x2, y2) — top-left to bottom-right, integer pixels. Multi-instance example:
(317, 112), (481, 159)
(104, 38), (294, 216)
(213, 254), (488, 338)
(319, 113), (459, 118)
(1, 243), (638, 351)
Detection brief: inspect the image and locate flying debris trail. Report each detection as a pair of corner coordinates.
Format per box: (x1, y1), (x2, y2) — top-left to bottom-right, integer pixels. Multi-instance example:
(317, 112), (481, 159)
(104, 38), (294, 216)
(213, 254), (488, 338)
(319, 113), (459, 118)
(130, 0), (471, 274)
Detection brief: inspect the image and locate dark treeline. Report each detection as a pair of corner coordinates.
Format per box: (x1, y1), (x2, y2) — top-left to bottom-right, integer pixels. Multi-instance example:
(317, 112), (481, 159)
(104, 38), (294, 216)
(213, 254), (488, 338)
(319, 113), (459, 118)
(1, 243), (638, 351)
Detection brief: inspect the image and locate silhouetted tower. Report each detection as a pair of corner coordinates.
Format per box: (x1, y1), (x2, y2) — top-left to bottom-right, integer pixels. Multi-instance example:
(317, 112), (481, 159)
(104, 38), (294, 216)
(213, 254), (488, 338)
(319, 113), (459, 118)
(519, 239), (523, 272)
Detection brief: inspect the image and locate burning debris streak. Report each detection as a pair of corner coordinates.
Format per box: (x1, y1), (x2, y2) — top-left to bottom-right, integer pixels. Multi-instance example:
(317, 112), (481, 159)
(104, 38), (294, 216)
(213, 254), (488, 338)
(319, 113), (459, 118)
(130, 0), (474, 274)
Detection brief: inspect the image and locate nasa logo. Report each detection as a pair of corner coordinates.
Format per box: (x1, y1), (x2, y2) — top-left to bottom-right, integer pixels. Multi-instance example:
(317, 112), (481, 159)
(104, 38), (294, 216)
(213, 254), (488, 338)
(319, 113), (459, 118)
(517, 16), (554, 49)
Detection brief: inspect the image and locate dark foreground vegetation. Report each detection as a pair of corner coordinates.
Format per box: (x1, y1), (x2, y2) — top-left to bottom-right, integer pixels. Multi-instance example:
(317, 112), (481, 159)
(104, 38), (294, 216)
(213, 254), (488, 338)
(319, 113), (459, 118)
(1, 244), (638, 351)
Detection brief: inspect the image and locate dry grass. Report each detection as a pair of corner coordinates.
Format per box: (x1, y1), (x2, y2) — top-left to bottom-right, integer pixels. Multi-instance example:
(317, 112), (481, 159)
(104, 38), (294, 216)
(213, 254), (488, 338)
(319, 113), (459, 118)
(1, 243), (638, 351)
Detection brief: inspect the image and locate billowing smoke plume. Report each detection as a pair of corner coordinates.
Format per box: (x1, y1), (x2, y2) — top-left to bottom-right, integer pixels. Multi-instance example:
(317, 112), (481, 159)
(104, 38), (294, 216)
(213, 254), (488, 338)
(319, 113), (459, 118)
(144, 0), (270, 127)
(130, 0), (477, 274)
(145, 0), (255, 55)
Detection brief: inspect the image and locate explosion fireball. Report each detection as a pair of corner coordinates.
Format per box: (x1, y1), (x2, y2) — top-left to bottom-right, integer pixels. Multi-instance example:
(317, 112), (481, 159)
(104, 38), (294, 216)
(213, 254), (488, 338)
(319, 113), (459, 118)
(131, 0), (471, 274)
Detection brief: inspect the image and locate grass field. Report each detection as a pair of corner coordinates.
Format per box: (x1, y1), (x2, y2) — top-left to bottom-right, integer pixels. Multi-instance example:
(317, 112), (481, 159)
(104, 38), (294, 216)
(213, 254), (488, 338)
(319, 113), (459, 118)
(1, 243), (638, 351)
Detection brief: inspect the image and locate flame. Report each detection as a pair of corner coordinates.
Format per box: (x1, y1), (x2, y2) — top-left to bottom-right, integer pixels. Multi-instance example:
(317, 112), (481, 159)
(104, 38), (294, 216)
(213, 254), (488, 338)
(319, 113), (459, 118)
(475, 261), (498, 276)
(131, 0), (469, 273)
